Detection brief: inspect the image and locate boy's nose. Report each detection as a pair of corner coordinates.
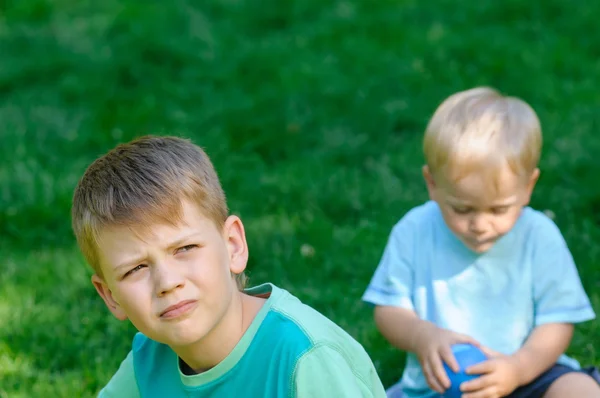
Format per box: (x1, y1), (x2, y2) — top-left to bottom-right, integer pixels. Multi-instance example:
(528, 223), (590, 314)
(154, 263), (185, 296)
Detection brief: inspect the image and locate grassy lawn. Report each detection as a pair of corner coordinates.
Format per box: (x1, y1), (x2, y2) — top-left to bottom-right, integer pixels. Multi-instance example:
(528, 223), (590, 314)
(1, 0), (599, 396)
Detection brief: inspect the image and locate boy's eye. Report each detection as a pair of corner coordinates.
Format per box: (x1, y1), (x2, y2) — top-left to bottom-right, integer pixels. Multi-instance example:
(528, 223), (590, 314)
(124, 264), (146, 279)
(177, 244), (198, 254)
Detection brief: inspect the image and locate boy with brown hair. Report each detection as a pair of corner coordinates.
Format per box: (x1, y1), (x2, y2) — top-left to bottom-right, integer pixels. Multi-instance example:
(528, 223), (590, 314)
(72, 135), (386, 397)
(362, 87), (600, 398)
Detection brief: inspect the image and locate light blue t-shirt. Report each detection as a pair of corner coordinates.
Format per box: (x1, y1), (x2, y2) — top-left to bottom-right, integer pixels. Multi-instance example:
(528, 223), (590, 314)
(362, 201), (596, 398)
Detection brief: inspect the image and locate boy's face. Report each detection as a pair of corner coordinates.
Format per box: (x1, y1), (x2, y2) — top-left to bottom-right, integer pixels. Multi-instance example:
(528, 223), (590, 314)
(424, 165), (539, 253)
(91, 200), (248, 349)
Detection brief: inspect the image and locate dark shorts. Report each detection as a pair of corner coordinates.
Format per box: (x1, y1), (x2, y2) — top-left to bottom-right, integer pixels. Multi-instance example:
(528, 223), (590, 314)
(506, 364), (600, 398)
(385, 364), (600, 398)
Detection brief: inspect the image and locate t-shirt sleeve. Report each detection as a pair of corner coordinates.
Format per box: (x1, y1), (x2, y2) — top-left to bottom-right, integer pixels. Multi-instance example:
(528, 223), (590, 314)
(97, 351), (140, 398)
(531, 216), (596, 326)
(361, 218), (415, 309)
(294, 345), (386, 398)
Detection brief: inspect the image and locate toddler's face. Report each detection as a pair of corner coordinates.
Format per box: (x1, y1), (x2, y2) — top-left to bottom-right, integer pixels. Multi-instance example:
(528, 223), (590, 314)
(424, 165), (539, 253)
(91, 200), (247, 349)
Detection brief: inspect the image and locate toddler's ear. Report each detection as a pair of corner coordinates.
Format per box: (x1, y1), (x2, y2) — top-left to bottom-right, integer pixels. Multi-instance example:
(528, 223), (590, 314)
(92, 274), (128, 321)
(422, 165), (436, 200)
(524, 168), (540, 204)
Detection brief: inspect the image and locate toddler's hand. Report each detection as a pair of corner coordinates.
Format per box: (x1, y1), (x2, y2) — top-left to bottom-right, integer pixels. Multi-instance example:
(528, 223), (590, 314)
(459, 347), (521, 398)
(412, 323), (480, 394)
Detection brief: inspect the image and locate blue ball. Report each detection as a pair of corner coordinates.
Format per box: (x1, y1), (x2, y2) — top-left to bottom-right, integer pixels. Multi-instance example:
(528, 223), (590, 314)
(442, 344), (487, 398)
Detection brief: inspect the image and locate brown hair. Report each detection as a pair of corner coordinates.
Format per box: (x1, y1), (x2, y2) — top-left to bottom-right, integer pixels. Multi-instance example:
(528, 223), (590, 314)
(72, 135), (247, 289)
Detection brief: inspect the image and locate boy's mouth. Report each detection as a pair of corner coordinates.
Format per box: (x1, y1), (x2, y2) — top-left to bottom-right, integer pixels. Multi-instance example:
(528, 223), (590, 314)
(160, 300), (198, 319)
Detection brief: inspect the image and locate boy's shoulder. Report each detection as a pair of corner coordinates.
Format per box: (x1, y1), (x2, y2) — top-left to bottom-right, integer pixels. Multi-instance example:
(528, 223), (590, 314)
(257, 284), (385, 396)
(97, 350), (140, 398)
(256, 284), (365, 352)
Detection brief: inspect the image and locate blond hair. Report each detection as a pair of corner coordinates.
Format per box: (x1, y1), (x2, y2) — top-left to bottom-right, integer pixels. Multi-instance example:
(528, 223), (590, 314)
(72, 135), (247, 289)
(423, 87), (542, 185)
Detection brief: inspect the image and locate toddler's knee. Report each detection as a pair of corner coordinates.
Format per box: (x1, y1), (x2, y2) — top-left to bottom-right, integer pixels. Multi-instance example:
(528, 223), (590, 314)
(544, 372), (600, 398)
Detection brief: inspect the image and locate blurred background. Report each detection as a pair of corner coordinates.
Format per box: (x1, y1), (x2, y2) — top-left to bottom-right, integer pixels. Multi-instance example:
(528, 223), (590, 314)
(1, 0), (599, 396)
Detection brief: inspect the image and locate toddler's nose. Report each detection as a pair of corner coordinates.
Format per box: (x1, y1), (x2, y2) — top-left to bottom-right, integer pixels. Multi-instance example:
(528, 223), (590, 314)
(468, 215), (487, 235)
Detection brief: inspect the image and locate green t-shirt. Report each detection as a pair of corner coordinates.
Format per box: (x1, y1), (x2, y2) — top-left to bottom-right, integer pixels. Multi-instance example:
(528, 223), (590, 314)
(98, 283), (386, 397)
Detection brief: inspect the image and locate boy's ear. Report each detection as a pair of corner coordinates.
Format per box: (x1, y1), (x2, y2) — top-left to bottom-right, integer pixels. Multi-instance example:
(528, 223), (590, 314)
(91, 274), (128, 321)
(223, 215), (248, 275)
(422, 165), (437, 201)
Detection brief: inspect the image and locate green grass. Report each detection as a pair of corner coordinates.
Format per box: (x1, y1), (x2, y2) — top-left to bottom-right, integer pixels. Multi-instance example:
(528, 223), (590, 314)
(1, 0), (599, 395)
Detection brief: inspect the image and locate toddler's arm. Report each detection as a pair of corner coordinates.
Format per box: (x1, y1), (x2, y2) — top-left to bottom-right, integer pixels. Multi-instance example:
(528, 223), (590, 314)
(374, 306), (432, 352)
(374, 305), (479, 394)
(510, 323), (573, 385)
